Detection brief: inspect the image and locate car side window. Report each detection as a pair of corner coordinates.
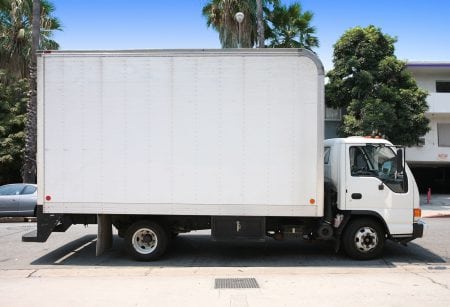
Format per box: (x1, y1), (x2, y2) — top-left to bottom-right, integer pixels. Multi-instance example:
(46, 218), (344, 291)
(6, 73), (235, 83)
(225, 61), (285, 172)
(0, 185), (24, 195)
(22, 185), (37, 195)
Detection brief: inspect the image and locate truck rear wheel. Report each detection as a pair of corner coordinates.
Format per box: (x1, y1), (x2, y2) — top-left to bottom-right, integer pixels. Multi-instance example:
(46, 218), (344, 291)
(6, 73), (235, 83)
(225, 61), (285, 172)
(342, 218), (385, 260)
(125, 220), (169, 261)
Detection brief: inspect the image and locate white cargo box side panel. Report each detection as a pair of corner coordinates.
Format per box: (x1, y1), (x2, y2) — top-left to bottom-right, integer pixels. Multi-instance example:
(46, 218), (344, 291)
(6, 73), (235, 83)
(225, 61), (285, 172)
(40, 50), (324, 217)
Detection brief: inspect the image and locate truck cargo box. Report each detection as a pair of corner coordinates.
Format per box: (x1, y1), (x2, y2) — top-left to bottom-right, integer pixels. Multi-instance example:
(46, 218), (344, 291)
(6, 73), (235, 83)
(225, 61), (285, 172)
(38, 49), (324, 217)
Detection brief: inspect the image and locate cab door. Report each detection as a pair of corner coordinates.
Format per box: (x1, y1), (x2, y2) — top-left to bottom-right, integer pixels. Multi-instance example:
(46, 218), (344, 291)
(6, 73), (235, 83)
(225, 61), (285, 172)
(345, 144), (414, 235)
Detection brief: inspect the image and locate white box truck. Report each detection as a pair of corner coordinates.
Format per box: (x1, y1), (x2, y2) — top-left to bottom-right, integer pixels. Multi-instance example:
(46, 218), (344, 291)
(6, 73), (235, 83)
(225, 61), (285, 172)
(23, 49), (425, 260)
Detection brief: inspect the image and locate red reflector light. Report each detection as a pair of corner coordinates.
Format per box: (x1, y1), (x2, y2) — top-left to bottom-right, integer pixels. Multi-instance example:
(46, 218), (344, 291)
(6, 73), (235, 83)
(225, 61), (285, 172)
(45, 195), (52, 201)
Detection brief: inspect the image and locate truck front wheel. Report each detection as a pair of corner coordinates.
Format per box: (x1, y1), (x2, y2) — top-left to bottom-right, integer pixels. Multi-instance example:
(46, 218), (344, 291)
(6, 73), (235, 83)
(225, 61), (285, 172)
(125, 220), (169, 261)
(342, 218), (385, 260)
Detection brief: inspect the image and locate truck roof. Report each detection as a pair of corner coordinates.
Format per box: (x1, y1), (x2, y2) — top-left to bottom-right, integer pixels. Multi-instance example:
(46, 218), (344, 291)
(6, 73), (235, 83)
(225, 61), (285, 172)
(38, 48), (324, 75)
(324, 137), (393, 146)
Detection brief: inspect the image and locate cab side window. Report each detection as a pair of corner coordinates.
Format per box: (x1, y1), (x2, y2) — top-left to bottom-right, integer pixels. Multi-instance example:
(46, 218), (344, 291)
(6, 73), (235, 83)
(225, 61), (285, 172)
(349, 145), (407, 193)
(22, 185), (37, 195)
(324, 147), (331, 164)
(349, 147), (371, 176)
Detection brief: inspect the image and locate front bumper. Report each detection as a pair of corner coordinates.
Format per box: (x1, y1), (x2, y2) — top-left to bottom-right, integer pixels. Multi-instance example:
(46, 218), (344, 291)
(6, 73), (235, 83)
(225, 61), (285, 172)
(413, 219), (427, 239)
(391, 220), (427, 244)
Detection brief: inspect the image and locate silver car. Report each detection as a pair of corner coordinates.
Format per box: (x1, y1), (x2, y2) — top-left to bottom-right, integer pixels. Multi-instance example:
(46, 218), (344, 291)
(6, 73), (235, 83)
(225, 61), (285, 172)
(0, 184), (37, 217)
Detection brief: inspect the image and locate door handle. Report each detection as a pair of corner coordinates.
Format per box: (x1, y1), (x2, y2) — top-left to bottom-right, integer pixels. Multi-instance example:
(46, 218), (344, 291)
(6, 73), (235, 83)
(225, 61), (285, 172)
(351, 193), (362, 199)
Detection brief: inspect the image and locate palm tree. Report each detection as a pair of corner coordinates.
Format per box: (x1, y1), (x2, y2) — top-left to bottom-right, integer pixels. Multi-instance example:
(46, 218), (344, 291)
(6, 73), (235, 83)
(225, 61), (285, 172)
(266, 2), (319, 50)
(256, 0), (264, 48)
(0, 0), (60, 182)
(202, 0), (257, 48)
(0, 0), (60, 78)
(22, 0), (40, 183)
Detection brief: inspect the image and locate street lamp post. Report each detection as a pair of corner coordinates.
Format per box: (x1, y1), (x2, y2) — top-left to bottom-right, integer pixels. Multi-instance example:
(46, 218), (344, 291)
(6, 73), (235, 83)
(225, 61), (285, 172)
(235, 12), (244, 48)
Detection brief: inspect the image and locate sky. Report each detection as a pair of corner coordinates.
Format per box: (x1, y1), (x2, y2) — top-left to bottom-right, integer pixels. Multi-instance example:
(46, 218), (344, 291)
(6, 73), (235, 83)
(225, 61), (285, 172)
(50, 0), (450, 72)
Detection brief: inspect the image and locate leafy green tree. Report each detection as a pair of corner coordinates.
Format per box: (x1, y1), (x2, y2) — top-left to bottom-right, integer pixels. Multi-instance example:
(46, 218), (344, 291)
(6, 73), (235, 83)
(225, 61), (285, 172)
(326, 25), (429, 146)
(265, 2), (318, 50)
(0, 72), (28, 184)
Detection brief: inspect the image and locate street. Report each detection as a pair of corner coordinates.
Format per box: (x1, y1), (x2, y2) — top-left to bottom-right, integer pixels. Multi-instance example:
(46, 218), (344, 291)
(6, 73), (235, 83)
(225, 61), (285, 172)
(0, 218), (449, 306)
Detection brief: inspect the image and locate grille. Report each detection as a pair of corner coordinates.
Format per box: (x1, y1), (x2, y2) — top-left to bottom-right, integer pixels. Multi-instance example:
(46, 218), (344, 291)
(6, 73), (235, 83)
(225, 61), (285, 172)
(214, 278), (259, 289)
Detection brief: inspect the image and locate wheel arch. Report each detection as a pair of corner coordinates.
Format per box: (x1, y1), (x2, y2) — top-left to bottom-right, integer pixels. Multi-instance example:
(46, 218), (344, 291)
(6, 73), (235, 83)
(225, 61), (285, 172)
(340, 210), (391, 238)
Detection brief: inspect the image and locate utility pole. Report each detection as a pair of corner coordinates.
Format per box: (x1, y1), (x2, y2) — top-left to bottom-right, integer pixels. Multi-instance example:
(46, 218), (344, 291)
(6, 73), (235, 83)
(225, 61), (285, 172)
(23, 0), (40, 183)
(256, 0), (264, 48)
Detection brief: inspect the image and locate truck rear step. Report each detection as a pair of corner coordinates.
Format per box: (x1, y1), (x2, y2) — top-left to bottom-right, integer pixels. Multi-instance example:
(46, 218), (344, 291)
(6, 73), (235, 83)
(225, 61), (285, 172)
(22, 206), (62, 242)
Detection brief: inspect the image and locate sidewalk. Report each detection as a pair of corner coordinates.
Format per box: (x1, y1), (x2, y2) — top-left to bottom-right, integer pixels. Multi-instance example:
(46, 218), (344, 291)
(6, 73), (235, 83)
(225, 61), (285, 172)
(421, 194), (450, 218)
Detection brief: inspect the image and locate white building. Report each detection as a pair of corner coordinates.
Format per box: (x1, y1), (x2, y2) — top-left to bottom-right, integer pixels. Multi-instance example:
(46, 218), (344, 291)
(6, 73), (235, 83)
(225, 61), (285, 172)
(324, 62), (450, 192)
(406, 62), (450, 166)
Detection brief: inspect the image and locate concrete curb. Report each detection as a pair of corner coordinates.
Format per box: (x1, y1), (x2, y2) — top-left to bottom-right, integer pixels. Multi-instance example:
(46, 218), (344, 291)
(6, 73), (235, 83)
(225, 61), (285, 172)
(422, 211), (450, 218)
(0, 217), (36, 223)
(420, 194), (450, 218)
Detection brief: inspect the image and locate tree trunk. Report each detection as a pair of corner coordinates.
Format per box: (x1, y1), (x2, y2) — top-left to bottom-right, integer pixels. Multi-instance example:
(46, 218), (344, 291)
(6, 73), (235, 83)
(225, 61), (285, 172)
(23, 0), (40, 183)
(256, 0), (264, 48)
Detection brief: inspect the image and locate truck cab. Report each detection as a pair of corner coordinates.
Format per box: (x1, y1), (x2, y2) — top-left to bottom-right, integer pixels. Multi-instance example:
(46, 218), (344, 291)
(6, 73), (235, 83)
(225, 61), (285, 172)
(325, 137), (425, 259)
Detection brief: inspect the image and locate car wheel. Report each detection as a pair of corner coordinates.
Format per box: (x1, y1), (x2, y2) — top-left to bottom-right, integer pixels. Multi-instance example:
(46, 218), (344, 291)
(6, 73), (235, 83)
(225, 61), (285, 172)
(342, 218), (385, 260)
(125, 220), (169, 261)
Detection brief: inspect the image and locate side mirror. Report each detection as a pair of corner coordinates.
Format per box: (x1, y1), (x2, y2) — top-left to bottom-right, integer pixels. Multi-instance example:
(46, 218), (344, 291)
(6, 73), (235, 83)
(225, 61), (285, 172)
(396, 149), (404, 173)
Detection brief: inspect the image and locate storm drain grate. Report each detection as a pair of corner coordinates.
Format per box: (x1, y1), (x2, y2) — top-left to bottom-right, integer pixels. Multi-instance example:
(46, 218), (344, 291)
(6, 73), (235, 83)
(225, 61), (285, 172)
(214, 278), (259, 289)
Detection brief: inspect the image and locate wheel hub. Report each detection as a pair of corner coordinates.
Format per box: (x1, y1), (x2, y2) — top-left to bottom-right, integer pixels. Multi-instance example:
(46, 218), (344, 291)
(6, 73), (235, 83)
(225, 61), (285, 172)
(132, 228), (158, 254)
(354, 227), (378, 253)
(142, 233), (153, 244)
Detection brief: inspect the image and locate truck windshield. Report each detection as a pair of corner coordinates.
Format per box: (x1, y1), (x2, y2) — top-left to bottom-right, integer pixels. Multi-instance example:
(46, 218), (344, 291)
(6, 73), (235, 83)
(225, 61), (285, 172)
(350, 145), (407, 193)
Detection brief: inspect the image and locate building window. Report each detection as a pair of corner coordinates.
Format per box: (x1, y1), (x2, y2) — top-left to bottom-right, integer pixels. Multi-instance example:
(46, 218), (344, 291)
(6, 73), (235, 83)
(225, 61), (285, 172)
(438, 123), (450, 147)
(436, 81), (450, 93)
(325, 107), (341, 121)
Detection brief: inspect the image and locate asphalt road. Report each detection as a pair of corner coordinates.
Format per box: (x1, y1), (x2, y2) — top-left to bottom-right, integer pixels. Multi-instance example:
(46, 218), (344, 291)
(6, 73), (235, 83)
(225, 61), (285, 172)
(0, 218), (449, 306)
(0, 218), (448, 268)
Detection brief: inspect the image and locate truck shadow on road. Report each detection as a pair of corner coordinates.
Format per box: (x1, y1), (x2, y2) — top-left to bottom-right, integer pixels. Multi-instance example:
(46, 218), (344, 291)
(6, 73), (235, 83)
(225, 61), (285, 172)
(30, 233), (447, 268)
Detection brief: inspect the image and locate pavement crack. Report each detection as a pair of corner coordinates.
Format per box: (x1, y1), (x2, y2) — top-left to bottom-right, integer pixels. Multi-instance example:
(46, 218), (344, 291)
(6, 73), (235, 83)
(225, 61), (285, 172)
(26, 269), (38, 278)
(420, 274), (449, 290)
(411, 271), (449, 290)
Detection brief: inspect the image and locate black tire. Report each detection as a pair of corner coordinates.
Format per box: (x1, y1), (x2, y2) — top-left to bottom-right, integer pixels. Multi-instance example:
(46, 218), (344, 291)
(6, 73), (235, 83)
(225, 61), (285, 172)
(342, 218), (385, 260)
(125, 220), (169, 261)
